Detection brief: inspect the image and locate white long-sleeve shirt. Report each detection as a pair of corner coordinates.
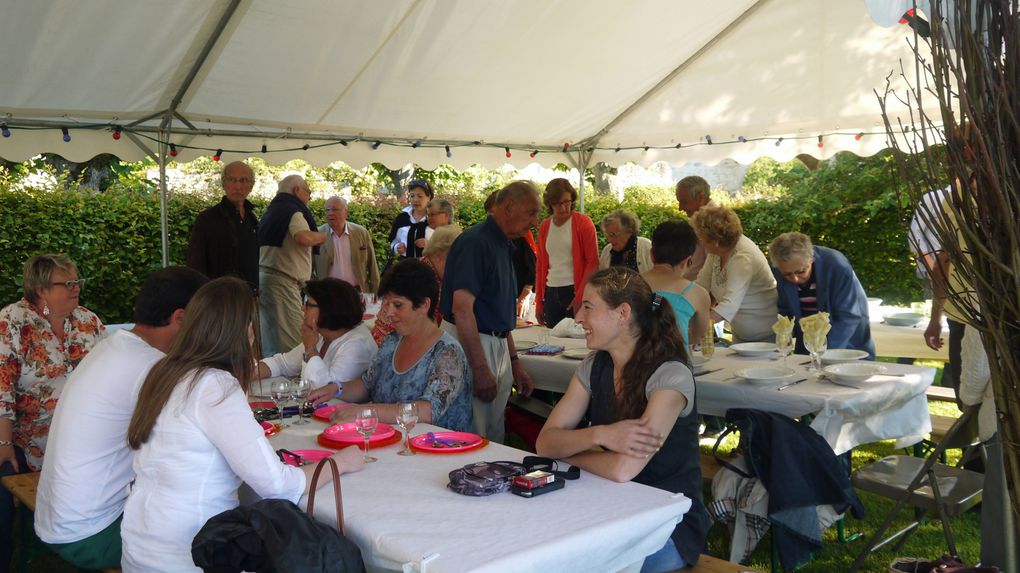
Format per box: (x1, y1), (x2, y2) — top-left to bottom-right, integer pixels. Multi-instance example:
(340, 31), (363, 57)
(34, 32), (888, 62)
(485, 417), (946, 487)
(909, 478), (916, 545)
(122, 368), (305, 572)
(260, 323), (377, 388)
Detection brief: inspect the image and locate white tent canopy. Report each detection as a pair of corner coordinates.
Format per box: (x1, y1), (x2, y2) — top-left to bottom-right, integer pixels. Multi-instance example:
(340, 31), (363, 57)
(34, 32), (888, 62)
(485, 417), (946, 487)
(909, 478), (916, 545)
(1, 0), (938, 170)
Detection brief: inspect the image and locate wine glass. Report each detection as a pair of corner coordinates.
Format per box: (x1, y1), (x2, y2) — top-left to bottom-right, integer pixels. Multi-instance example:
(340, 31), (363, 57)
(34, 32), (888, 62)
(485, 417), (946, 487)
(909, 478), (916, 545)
(701, 331), (715, 358)
(291, 378), (312, 425)
(395, 401), (419, 456)
(803, 335), (827, 373)
(270, 379), (291, 429)
(354, 406), (379, 463)
(776, 333), (794, 369)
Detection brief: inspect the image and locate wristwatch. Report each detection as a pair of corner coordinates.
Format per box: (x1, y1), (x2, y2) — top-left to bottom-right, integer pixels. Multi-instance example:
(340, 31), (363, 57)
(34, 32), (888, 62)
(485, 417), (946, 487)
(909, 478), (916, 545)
(509, 354), (520, 361)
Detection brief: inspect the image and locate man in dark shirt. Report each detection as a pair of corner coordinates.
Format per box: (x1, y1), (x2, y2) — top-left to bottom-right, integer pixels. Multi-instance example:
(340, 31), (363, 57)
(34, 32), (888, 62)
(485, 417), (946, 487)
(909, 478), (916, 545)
(440, 181), (539, 442)
(186, 161), (259, 291)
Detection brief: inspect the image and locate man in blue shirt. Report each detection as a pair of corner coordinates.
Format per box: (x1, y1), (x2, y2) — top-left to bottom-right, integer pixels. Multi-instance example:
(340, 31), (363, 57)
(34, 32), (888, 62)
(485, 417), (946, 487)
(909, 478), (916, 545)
(440, 181), (539, 442)
(769, 232), (875, 359)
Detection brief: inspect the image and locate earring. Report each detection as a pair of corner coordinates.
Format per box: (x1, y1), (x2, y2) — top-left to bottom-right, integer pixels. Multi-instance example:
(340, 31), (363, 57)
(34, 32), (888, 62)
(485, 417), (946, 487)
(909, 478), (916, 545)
(42, 302), (50, 317)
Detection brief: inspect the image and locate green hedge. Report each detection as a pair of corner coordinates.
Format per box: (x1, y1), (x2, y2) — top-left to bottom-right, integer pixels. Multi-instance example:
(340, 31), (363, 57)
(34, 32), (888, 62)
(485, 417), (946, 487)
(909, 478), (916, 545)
(0, 157), (925, 323)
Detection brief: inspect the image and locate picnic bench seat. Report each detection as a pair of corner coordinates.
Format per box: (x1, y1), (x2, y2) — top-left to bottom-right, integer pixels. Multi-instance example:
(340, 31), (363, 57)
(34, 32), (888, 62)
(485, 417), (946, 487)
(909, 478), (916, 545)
(680, 553), (763, 572)
(1, 471), (121, 573)
(926, 385), (957, 403)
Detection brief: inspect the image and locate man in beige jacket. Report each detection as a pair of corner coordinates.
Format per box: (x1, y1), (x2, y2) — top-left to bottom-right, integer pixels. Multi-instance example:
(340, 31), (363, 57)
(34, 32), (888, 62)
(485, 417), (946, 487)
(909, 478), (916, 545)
(313, 196), (380, 294)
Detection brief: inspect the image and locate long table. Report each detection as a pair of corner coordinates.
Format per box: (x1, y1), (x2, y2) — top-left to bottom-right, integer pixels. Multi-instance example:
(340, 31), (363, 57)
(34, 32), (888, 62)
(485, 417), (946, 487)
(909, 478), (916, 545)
(513, 327), (934, 455)
(266, 422), (692, 573)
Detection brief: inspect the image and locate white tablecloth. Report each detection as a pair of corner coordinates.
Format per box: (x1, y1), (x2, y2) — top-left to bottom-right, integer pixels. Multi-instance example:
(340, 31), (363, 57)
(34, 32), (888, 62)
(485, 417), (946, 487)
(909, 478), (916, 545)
(513, 327), (934, 455)
(266, 422), (691, 573)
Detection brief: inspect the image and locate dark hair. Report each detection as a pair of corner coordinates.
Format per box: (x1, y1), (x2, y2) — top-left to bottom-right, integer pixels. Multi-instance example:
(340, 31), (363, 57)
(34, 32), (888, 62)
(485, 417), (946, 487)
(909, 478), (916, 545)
(378, 259), (438, 319)
(650, 220), (699, 266)
(407, 179), (435, 199)
(133, 266), (209, 327)
(128, 277), (258, 449)
(585, 267), (686, 419)
(543, 178), (577, 211)
(304, 278), (364, 330)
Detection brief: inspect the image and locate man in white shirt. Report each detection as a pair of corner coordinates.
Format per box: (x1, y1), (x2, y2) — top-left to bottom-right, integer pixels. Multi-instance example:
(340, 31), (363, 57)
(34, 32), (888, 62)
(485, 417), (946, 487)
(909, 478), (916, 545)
(313, 196), (380, 293)
(34, 266), (208, 570)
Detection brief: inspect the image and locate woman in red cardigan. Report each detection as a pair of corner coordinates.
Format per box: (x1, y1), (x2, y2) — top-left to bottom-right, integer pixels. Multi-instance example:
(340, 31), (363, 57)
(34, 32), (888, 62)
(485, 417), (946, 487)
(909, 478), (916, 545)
(535, 178), (600, 327)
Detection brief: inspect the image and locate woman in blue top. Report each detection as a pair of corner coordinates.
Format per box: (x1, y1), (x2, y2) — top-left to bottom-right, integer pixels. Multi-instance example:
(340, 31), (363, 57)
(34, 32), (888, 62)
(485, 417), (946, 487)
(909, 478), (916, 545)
(641, 221), (711, 347)
(309, 260), (473, 432)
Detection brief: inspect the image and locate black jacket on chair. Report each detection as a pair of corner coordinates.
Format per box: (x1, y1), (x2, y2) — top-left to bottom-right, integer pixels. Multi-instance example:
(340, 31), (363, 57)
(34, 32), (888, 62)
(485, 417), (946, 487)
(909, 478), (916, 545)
(723, 408), (865, 570)
(192, 498), (366, 573)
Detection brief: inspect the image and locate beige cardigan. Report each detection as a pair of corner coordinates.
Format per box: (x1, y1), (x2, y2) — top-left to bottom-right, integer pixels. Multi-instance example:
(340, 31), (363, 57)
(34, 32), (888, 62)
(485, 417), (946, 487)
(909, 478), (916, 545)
(312, 222), (380, 293)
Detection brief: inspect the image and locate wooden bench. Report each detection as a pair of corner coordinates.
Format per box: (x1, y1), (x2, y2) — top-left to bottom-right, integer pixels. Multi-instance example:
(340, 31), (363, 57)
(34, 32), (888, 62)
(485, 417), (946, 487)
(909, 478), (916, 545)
(1, 471), (121, 573)
(926, 385), (957, 403)
(675, 553), (762, 572)
(700, 452), (740, 483)
(930, 413), (957, 442)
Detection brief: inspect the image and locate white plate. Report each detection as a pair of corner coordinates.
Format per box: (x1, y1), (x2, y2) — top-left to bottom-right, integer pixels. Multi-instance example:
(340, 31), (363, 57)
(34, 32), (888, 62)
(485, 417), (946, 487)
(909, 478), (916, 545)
(562, 348), (592, 360)
(730, 342), (778, 357)
(823, 362), (887, 383)
(514, 340), (539, 351)
(735, 367), (796, 384)
(821, 349), (870, 364)
(691, 355), (710, 374)
(884, 312), (924, 327)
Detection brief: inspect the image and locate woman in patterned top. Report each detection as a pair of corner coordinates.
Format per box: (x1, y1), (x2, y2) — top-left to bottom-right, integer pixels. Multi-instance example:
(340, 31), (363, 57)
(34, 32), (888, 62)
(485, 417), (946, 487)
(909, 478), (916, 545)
(310, 259), (473, 432)
(1, 254), (104, 572)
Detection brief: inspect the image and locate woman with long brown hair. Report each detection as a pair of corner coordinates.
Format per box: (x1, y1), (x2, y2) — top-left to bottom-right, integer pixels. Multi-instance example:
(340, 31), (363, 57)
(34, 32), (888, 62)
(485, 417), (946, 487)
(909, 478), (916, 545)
(536, 267), (708, 572)
(121, 277), (363, 572)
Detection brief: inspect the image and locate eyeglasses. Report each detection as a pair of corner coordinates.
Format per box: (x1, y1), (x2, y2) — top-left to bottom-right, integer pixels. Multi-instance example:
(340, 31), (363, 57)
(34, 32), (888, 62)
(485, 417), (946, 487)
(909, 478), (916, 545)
(324, 207), (345, 212)
(224, 177), (253, 185)
(427, 211), (446, 217)
(52, 278), (86, 289)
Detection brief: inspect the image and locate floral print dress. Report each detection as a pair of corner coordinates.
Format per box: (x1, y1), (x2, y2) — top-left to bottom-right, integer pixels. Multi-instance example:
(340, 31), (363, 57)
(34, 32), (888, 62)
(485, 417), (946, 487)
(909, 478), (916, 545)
(0, 299), (104, 470)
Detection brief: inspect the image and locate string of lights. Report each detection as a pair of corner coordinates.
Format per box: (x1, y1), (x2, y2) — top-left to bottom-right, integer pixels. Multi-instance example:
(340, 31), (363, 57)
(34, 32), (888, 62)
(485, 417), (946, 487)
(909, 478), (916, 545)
(0, 118), (923, 161)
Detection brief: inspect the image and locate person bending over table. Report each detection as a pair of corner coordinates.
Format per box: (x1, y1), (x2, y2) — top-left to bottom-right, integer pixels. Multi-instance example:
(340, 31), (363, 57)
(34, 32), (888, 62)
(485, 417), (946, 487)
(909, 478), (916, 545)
(1, 254), (104, 573)
(690, 205), (777, 343)
(122, 278), (364, 572)
(536, 267), (709, 572)
(641, 220), (711, 348)
(768, 232), (875, 359)
(309, 260), (473, 432)
(258, 277), (377, 389)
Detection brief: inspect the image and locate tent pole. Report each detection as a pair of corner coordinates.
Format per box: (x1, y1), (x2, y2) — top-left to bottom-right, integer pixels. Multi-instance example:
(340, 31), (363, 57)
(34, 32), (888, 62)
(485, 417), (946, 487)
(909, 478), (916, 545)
(158, 129), (170, 268)
(570, 149), (593, 214)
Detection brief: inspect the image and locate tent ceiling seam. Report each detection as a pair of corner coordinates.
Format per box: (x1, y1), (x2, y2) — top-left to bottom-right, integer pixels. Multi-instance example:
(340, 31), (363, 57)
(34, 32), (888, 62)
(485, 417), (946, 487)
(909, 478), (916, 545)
(316, 0), (425, 125)
(577, 0), (771, 150)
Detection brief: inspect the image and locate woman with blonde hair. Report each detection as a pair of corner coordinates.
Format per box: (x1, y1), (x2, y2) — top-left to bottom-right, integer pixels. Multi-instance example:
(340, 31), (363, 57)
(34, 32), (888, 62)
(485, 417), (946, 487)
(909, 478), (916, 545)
(689, 205), (777, 343)
(122, 277), (363, 571)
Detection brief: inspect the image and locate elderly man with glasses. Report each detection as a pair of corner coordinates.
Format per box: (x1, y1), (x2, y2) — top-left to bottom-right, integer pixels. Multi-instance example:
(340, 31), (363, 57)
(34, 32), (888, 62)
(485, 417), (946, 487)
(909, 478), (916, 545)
(257, 175), (327, 355)
(403, 198), (455, 259)
(313, 196), (380, 293)
(186, 161), (260, 292)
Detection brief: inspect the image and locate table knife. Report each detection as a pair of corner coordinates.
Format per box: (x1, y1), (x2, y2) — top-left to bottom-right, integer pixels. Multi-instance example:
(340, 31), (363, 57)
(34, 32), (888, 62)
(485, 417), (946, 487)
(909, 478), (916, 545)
(776, 378), (808, 391)
(695, 368), (723, 377)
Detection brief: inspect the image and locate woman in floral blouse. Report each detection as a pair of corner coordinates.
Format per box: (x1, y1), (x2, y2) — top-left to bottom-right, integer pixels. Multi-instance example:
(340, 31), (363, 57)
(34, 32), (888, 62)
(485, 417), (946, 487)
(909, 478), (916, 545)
(1, 254), (104, 572)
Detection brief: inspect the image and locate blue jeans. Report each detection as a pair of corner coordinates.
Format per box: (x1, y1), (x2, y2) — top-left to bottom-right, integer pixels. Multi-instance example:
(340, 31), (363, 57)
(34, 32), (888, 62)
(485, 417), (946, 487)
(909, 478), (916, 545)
(641, 537), (686, 573)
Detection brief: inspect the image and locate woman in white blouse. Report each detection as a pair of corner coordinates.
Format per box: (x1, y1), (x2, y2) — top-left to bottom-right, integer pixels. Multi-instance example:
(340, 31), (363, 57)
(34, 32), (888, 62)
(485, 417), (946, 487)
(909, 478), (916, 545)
(258, 277), (377, 389)
(689, 206), (777, 343)
(123, 277), (363, 572)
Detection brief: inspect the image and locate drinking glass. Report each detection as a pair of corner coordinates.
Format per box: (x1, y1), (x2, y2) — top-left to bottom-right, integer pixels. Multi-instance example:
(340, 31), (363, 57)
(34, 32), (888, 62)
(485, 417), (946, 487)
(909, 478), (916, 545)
(395, 401), (419, 456)
(354, 406), (379, 463)
(270, 379), (291, 429)
(291, 378), (312, 425)
(804, 336), (827, 372)
(701, 331), (715, 358)
(776, 333), (794, 369)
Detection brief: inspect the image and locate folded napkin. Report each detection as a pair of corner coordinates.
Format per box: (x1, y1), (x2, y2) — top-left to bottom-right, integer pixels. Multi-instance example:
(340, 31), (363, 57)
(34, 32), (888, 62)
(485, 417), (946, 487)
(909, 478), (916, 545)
(549, 318), (587, 339)
(772, 315), (795, 348)
(525, 344), (566, 356)
(799, 312), (831, 351)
